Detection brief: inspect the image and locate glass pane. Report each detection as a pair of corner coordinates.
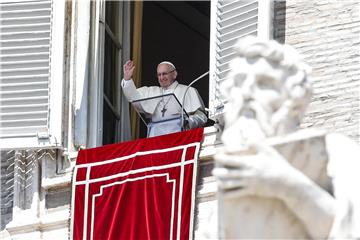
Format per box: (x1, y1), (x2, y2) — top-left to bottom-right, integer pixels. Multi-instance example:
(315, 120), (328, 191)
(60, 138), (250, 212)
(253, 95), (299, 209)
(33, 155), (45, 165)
(102, 101), (116, 145)
(103, 0), (120, 144)
(105, 1), (116, 32)
(103, 32), (117, 105)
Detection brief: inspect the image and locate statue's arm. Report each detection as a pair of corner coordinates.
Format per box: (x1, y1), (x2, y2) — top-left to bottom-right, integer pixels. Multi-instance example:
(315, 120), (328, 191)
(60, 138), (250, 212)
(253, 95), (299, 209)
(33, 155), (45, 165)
(276, 165), (336, 239)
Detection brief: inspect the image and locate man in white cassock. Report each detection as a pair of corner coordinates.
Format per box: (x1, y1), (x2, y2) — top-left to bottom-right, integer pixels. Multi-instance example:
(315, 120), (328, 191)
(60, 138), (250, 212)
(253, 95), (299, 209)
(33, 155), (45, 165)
(121, 60), (207, 137)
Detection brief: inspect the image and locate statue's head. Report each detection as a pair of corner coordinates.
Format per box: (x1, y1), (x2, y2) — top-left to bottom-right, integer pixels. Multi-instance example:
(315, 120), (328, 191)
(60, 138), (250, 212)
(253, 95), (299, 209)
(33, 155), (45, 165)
(221, 36), (312, 149)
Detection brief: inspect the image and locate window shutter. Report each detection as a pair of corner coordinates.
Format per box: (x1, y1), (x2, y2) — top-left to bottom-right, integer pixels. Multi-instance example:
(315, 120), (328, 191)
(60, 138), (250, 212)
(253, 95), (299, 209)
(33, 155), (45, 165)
(0, 0), (64, 149)
(209, 0), (269, 118)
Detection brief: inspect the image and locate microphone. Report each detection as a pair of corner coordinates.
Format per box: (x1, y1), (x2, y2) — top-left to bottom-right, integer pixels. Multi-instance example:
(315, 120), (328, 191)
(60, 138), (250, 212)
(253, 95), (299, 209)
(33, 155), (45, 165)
(181, 71), (209, 130)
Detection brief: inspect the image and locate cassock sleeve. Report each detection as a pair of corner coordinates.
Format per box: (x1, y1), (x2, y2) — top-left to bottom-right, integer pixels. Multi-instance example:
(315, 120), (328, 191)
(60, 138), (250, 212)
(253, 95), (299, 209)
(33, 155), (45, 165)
(183, 87), (208, 129)
(121, 79), (159, 114)
(121, 79), (142, 101)
(182, 87), (205, 113)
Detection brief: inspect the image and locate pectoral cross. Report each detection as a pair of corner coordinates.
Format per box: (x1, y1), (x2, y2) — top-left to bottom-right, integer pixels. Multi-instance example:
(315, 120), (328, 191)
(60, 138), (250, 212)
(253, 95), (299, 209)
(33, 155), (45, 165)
(161, 106), (167, 117)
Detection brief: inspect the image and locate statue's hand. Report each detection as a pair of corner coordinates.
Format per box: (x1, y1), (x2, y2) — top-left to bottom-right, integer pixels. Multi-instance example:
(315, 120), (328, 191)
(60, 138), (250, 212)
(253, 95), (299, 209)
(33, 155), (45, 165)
(213, 144), (303, 199)
(214, 143), (336, 239)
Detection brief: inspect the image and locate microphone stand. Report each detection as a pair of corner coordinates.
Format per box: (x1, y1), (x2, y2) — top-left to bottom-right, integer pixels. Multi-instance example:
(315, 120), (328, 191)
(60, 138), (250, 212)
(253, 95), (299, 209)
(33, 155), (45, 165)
(181, 71), (209, 130)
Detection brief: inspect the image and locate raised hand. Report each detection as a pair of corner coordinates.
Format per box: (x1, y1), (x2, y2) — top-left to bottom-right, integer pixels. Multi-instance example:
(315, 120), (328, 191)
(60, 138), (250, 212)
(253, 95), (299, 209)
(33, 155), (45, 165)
(123, 60), (135, 80)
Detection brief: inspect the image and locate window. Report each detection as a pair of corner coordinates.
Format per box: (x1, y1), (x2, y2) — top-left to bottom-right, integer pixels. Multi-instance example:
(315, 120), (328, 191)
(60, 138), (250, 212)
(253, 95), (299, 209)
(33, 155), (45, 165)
(139, 1), (211, 138)
(90, 1), (210, 143)
(102, 1), (123, 145)
(88, 0), (131, 147)
(90, 0), (272, 142)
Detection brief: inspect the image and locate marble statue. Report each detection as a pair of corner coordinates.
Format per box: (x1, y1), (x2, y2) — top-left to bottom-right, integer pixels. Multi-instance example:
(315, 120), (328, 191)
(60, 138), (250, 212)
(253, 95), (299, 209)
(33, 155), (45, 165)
(211, 36), (360, 239)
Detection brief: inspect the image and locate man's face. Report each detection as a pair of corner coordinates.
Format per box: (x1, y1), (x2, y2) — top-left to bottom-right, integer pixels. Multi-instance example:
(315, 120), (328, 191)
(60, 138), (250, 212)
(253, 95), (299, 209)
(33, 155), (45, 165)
(226, 57), (288, 137)
(157, 64), (177, 88)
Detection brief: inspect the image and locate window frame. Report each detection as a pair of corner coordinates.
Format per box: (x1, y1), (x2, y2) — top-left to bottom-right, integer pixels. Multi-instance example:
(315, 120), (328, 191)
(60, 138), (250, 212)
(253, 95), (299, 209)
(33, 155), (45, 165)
(88, 0), (131, 147)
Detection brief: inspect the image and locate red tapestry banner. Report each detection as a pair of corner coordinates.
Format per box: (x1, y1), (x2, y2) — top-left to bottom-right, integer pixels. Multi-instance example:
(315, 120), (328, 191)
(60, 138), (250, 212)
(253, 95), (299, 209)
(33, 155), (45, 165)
(70, 128), (204, 240)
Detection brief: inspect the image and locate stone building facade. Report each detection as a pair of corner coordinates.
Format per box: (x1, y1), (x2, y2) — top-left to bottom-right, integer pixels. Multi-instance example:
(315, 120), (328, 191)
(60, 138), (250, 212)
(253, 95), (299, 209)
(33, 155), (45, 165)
(275, 1), (360, 143)
(0, 0), (359, 239)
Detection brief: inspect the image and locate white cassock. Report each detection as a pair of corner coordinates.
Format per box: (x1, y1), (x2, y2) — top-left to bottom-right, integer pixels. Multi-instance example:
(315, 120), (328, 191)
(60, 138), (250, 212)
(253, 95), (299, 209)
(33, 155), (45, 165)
(121, 79), (207, 137)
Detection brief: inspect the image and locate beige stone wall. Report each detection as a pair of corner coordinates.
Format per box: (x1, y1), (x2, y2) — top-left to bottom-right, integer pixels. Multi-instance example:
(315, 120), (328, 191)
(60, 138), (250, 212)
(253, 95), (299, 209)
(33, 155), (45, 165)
(274, 0), (360, 143)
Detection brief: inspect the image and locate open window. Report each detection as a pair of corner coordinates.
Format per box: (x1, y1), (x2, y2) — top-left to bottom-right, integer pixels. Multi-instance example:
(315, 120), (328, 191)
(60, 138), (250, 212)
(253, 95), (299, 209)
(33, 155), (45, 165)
(137, 1), (211, 138)
(92, 1), (210, 143)
(92, 0), (272, 145)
